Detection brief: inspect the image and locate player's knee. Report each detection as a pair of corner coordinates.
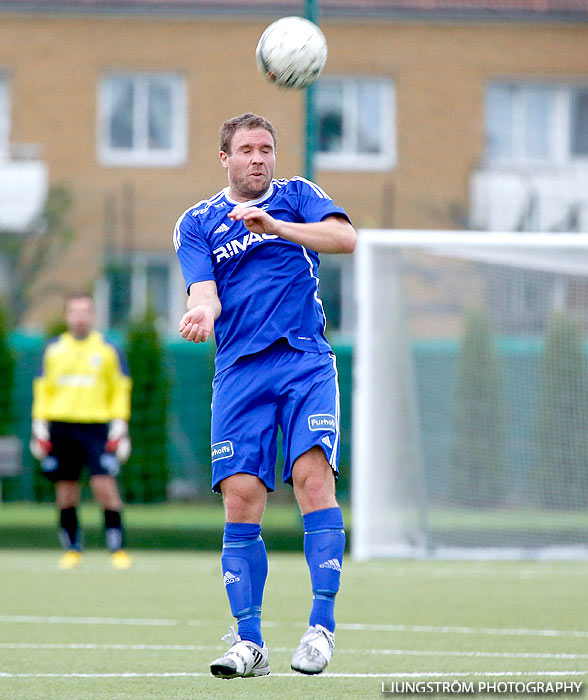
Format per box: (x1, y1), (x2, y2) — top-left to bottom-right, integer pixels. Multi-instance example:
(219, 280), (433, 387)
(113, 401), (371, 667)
(90, 476), (122, 510)
(56, 481), (80, 509)
(294, 473), (337, 514)
(292, 453), (335, 507)
(97, 495), (123, 510)
(223, 495), (263, 523)
(221, 474), (266, 523)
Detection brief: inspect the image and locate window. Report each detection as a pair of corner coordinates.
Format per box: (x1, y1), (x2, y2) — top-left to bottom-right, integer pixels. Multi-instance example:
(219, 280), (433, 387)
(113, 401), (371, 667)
(315, 77), (395, 170)
(99, 254), (184, 332)
(98, 73), (186, 167)
(319, 254), (355, 337)
(571, 88), (588, 157)
(0, 75), (9, 159)
(485, 82), (588, 165)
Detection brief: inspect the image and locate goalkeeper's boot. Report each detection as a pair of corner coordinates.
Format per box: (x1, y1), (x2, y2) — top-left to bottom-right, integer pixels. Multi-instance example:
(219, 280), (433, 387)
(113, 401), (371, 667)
(210, 626), (270, 679)
(59, 549), (83, 570)
(111, 549), (132, 570)
(291, 624), (335, 675)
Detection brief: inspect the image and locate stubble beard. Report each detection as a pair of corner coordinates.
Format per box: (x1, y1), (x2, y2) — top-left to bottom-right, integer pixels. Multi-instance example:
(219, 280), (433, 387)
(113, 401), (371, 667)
(231, 171), (272, 202)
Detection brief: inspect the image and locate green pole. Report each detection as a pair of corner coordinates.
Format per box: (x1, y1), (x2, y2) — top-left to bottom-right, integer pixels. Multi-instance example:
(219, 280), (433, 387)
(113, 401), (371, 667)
(304, 0), (319, 182)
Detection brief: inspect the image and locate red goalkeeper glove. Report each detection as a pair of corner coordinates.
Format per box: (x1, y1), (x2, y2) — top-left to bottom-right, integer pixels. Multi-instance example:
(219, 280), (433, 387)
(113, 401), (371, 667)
(30, 419), (52, 460)
(105, 419), (131, 464)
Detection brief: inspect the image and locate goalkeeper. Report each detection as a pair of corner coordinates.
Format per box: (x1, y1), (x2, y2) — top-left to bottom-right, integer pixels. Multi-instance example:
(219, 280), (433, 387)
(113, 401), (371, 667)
(174, 113), (356, 679)
(30, 291), (132, 570)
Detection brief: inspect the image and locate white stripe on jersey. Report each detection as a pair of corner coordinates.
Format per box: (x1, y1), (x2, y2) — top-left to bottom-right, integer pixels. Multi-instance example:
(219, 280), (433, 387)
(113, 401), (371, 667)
(291, 176), (329, 199)
(173, 191), (225, 251)
(173, 210), (190, 252)
(329, 352), (341, 467)
(300, 245), (327, 332)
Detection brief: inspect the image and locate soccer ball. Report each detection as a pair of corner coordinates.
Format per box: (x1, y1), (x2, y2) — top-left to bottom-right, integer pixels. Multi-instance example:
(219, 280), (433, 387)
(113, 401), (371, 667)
(255, 16), (327, 90)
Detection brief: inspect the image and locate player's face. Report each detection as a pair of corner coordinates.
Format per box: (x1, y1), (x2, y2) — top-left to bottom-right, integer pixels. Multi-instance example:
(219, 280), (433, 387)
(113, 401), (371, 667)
(220, 127), (276, 202)
(65, 297), (95, 339)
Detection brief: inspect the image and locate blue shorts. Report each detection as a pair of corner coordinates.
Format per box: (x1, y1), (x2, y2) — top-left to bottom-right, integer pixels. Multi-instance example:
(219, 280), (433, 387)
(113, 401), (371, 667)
(210, 339), (341, 493)
(40, 421), (120, 483)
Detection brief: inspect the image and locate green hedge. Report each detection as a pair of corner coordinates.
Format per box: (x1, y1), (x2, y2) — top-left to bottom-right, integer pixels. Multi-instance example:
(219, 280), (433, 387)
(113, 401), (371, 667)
(4, 333), (353, 503)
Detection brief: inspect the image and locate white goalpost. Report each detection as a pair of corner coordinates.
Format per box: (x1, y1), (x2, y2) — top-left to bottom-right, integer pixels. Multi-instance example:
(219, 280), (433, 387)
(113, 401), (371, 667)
(352, 230), (588, 560)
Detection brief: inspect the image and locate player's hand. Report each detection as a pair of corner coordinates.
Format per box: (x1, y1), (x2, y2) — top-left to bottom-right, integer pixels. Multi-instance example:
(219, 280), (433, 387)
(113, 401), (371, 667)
(30, 438), (53, 460)
(179, 305), (214, 343)
(30, 418), (52, 460)
(106, 418), (131, 464)
(228, 206), (279, 236)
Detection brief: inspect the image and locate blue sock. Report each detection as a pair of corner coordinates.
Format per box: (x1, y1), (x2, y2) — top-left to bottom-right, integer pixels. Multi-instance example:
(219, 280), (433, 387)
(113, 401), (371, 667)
(221, 522), (267, 647)
(303, 507), (345, 633)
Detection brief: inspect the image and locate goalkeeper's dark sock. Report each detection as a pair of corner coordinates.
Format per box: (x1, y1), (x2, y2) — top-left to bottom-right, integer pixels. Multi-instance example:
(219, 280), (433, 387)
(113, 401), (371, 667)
(303, 507), (345, 633)
(59, 507), (81, 551)
(104, 509), (125, 552)
(221, 522), (268, 647)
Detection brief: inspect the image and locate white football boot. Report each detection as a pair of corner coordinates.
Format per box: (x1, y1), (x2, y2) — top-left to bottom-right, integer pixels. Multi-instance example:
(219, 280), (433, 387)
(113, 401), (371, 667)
(209, 626), (270, 679)
(291, 624), (335, 675)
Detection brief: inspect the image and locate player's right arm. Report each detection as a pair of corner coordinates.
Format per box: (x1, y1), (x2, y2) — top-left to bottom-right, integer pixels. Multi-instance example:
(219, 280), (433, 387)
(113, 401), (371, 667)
(174, 200), (220, 345)
(30, 346), (54, 459)
(179, 280), (222, 344)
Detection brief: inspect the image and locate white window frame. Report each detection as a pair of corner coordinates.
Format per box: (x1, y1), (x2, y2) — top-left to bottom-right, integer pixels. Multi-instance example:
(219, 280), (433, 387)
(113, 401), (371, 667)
(97, 72), (187, 167)
(485, 81), (588, 168)
(0, 74), (9, 160)
(95, 253), (185, 334)
(315, 76), (396, 172)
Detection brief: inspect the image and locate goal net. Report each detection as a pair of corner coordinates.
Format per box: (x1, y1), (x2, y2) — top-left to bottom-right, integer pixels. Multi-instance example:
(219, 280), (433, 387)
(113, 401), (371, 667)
(352, 231), (588, 560)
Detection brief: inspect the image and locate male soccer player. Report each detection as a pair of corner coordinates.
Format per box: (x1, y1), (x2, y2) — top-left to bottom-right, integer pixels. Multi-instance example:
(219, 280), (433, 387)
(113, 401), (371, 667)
(174, 113), (356, 678)
(30, 292), (132, 570)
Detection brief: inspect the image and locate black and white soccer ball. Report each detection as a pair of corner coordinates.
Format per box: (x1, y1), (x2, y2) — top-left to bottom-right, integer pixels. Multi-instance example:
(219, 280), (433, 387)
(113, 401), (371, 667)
(255, 16), (327, 90)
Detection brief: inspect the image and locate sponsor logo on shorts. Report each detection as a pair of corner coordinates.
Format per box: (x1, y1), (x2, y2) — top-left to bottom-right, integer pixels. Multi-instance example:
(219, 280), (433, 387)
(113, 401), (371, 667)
(308, 414), (336, 433)
(100, 453), (120, 477)
(211, 440), (234, 462)
(223, 570), (241, 585)
(41, 456), (58, 472)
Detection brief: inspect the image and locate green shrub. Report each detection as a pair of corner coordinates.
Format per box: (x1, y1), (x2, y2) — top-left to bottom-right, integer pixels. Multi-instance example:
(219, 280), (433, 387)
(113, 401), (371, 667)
(0, 300), (15, 435)
(122, 313), (170, 503)
(533, 312), (588, 510)
(451, 309), (506, 507)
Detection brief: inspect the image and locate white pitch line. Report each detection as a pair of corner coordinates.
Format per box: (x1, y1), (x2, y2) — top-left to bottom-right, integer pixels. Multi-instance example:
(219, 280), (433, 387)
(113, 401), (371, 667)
(0, 671), (586, 679)
(0, 615), (178, 627)
(335, 623), (588, 639)
(0, 643), (587, 661)
(0, 643), (221, 652)
(1, 615), (587, 640)
(357, 649), (588, 660)
(343, 566), (588, 580)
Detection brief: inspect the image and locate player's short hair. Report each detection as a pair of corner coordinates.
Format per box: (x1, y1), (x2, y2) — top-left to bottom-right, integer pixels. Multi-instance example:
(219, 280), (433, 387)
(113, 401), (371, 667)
(219, 113), (277, 154)
(64, 291), (94, 308)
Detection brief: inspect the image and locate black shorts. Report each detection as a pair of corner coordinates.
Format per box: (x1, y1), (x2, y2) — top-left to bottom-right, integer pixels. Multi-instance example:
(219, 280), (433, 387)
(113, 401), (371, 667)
(40, 422), (119, 483)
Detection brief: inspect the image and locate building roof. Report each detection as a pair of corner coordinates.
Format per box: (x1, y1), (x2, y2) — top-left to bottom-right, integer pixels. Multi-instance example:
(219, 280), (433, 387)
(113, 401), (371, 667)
(1, 0), (588, 20)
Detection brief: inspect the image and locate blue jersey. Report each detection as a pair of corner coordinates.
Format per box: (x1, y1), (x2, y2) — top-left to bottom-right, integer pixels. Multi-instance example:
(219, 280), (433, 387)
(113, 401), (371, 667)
(174, 177), (350, 372)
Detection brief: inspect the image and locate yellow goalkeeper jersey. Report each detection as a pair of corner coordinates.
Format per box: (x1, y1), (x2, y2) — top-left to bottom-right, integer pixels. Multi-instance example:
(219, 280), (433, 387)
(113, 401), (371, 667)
(32, 331), (131, 423)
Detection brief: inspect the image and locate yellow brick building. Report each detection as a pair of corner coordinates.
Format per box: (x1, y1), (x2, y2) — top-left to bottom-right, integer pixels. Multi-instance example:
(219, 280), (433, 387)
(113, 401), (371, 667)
(1, 1), (587, 330)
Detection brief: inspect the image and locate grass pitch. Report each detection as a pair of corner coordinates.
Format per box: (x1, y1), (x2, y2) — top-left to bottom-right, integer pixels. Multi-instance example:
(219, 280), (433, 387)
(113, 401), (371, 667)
(0, 548), (586, 700)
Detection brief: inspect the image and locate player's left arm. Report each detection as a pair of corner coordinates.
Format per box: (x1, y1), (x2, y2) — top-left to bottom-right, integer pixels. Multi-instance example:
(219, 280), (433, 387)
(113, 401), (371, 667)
(104, 344), (132, 463)
(228, 207), (356, 254)
(105, 344), (132, 422)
